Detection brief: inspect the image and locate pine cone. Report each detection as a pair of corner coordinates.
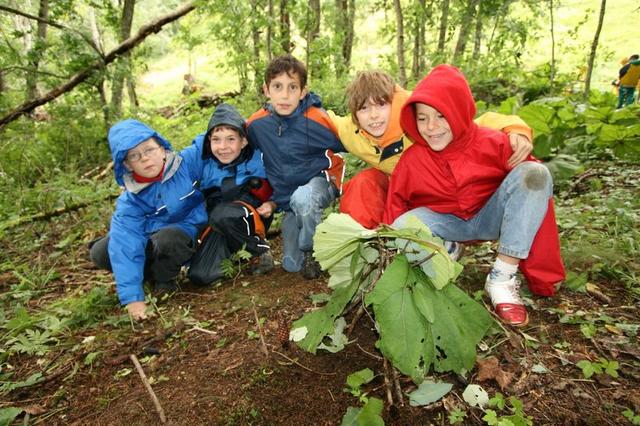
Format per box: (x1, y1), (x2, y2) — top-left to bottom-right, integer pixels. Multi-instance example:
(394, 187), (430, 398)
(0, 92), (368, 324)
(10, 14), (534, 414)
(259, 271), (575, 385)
(277, 313), (290, 349)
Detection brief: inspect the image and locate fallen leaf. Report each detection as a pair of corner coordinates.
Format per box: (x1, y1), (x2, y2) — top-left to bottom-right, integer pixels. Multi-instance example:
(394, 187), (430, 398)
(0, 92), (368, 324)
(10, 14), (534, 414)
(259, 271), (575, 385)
(475, 356), (514, 390)
(604, 324), (623, 335)
(23, 405), (46, 415)
(462, 384), (489, 408)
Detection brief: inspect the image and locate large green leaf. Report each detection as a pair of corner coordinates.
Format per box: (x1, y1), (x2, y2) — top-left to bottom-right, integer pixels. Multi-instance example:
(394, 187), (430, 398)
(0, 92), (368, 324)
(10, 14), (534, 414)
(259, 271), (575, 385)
(414, 270), (493, 373)
(365, 256), (430, 380)
(314, 213), (376, 270)
(517, 104), (554, 136)
(291, 276), (360, 353)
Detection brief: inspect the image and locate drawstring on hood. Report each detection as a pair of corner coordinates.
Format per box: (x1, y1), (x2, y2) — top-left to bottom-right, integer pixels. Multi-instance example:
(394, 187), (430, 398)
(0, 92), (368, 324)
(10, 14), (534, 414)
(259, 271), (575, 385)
(400, 64), (478, 155)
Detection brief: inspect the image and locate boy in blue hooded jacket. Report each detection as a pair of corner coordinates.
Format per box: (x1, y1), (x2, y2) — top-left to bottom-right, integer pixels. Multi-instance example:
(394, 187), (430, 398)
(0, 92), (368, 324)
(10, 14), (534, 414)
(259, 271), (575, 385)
(90, 119), (207, 320)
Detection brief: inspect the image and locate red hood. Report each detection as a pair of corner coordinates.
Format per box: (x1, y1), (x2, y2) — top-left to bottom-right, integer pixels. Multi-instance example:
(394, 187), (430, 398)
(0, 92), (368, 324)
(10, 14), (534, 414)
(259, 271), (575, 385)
(400, 64), (478, 155)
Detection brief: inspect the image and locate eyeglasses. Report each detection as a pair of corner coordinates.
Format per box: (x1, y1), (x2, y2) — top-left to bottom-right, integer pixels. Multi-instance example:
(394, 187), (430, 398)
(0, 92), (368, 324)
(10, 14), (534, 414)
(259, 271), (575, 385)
(126, 146), (160, 162)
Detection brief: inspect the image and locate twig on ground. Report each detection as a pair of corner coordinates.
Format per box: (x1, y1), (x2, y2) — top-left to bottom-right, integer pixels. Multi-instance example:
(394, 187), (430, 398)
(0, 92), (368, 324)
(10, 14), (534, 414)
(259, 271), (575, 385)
(382, 358), (395, 408)
(391, 366), (404, 407)
(251, 298), (270, 359)
(356, 343), (383, 360)
(347, 305), (365, 336)
(271, 349), (336, 376)
(130, 354), (166, 424)
(188, 326), (217, 336)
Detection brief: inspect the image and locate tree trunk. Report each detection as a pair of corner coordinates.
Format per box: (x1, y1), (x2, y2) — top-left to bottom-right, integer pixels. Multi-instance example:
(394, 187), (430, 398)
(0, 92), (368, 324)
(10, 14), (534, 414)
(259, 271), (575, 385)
(583, 0), (606, 102)
(89, 6), (109, 127)
(0, 2), (197, 130)
(25, 0), (48, 102)
(452, 0), (479, 64)
(279, 0), (291, 53)
(393, 0), (407, 87)
(126, 77), (138, 107)
(110, 0), (135, 119)
(549, 0), (556, 85)
(436, 0), (450, 57)
(251, 0), (263, 95)
(342, 0), (355, 70)
(472, 0), (483, 59)
(411, 0), (425, 80)
(266, 0), (273, 60)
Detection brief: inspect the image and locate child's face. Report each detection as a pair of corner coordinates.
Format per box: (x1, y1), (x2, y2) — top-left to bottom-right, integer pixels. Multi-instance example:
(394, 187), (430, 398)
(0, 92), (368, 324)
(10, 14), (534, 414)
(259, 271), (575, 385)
(415, 103), (453, 151)
(124, 138), (166, 178)
(355, 99), (392, 138)
(263, 72), (307, 116)
(209, 127), (247, 164)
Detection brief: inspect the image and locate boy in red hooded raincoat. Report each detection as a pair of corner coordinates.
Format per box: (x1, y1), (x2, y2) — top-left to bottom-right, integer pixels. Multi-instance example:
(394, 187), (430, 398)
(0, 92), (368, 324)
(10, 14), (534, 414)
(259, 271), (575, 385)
(384, 65), (565, 327)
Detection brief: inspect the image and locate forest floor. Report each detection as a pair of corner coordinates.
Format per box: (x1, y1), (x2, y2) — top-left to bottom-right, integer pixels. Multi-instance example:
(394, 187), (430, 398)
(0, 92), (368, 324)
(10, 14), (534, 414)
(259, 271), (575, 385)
(0, 160), (638, 425)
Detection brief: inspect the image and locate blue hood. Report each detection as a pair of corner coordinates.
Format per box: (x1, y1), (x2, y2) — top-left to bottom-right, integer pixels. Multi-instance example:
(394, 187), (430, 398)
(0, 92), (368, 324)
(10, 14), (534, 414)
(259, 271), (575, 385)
(108, 119), (172, 186)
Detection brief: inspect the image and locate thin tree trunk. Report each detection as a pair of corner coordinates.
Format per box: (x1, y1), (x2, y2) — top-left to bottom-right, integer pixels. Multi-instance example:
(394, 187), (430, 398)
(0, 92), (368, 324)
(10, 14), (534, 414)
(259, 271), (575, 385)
(266, 0), (273, 60)
(436, 0), (450, 57)
(0, 2), (196, 130)
(452, 0), (479, 64)
(412, 0), (426, 80)
(334, 0), (346, 77)
(89, 6), (109, 126)
(126, 77), (138, 107)
(305, 0), (321, 68)
(393, 0), (407, 87)
(472, 0), (483, 59)
(25, 0), (48, 101)
(110, 0), (135, 119)
(251, 0), (263, 95)
(343, 0), (355, 70)
(583, 0), (606, 102)
(279, 0), (291, 53)
(549, 0), (556, 85)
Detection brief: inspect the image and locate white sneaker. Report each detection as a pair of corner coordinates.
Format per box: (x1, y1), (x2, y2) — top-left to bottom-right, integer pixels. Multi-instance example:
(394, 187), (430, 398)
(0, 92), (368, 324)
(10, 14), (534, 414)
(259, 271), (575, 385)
(484, 276), (528, 326)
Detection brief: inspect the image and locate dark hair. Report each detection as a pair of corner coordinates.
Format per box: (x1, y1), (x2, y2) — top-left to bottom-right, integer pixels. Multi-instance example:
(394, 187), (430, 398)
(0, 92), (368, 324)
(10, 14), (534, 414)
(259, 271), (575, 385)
(631, 54), (640, 60)
(264, 54), (307, 88)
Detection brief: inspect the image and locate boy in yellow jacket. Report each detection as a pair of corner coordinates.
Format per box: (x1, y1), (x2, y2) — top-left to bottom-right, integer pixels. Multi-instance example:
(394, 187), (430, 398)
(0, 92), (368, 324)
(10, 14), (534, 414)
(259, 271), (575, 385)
(328, 70), (534, 229)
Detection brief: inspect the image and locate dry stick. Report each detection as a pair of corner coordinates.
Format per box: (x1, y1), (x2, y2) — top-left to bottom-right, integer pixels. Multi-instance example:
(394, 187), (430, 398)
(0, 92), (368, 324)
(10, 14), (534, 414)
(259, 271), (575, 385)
(391, 366), (404, 406)
(251, 299), (270, 359)
(382, 358), (395, 408)
(356, 343), (383, 361)
(271, 350), (336, 376)
(188, 326), (217, 336)
(130, 354), (166, 424)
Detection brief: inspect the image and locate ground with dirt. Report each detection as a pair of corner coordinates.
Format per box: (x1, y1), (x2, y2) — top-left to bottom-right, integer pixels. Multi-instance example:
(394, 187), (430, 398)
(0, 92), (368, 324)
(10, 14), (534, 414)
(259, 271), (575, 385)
(0, 161), (639, 425)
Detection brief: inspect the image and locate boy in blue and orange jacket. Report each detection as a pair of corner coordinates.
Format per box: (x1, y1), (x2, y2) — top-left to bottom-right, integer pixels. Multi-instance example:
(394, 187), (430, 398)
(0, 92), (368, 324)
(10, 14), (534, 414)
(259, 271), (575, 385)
(246, 54), (345, 279)
(188, 103), (275, 283)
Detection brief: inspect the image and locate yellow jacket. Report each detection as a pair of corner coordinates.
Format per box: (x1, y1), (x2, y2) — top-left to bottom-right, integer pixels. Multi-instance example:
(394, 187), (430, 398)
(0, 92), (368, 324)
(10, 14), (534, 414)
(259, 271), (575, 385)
(329, 88), (533, 175)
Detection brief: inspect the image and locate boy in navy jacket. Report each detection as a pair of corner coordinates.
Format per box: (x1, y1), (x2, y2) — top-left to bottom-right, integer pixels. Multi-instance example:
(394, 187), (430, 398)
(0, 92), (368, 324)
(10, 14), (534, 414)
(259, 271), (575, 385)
(246, 54), (345, 279)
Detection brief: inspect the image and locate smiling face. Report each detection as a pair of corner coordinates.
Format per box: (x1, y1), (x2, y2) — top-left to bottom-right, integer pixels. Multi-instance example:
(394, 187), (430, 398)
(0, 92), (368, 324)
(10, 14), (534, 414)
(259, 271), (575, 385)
(355, 98), (392, 138)
(263, 71), (307, 116)
(415, 103), (453, 152)
(124, 137), (166, 178)
(209, 126), (247, 164)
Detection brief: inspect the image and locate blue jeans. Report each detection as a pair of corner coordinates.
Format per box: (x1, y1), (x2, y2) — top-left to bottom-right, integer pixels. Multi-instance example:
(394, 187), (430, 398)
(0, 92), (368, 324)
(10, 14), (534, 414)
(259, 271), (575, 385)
(281, 177), (338, 272)
(617, 86), (636, 108)
(392, 162), (553, 259)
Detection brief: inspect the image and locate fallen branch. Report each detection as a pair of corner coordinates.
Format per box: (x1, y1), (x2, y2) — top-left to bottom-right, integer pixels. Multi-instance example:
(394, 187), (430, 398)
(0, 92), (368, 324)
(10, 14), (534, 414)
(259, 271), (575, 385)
(382, 358), (395, 408)
(271, 350), (336, 376)
(130, 354), (166, 424)
(0, 2), (196, 130)
(0, 192), (119, 232)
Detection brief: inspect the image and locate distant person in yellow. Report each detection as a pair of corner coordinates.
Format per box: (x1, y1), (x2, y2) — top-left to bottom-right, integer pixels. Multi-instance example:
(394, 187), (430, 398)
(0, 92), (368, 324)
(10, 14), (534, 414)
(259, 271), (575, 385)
(617, 54), (640, 108)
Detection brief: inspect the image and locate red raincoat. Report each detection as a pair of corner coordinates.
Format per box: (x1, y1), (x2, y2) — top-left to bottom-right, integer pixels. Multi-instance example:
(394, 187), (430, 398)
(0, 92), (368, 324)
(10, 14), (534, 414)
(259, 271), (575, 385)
(384, 65), (564, 296)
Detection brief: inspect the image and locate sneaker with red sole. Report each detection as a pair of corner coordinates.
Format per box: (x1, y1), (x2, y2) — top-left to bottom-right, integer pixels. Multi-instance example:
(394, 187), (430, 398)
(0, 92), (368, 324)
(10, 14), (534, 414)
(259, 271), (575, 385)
(484, 276), (528, 327)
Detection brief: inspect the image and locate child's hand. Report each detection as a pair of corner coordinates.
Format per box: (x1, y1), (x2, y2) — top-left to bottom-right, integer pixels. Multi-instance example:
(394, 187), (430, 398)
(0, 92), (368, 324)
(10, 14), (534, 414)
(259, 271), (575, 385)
(507, 132), (533, 168)
(126, 301), (148, 320)
(257, 201), (276, 218)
